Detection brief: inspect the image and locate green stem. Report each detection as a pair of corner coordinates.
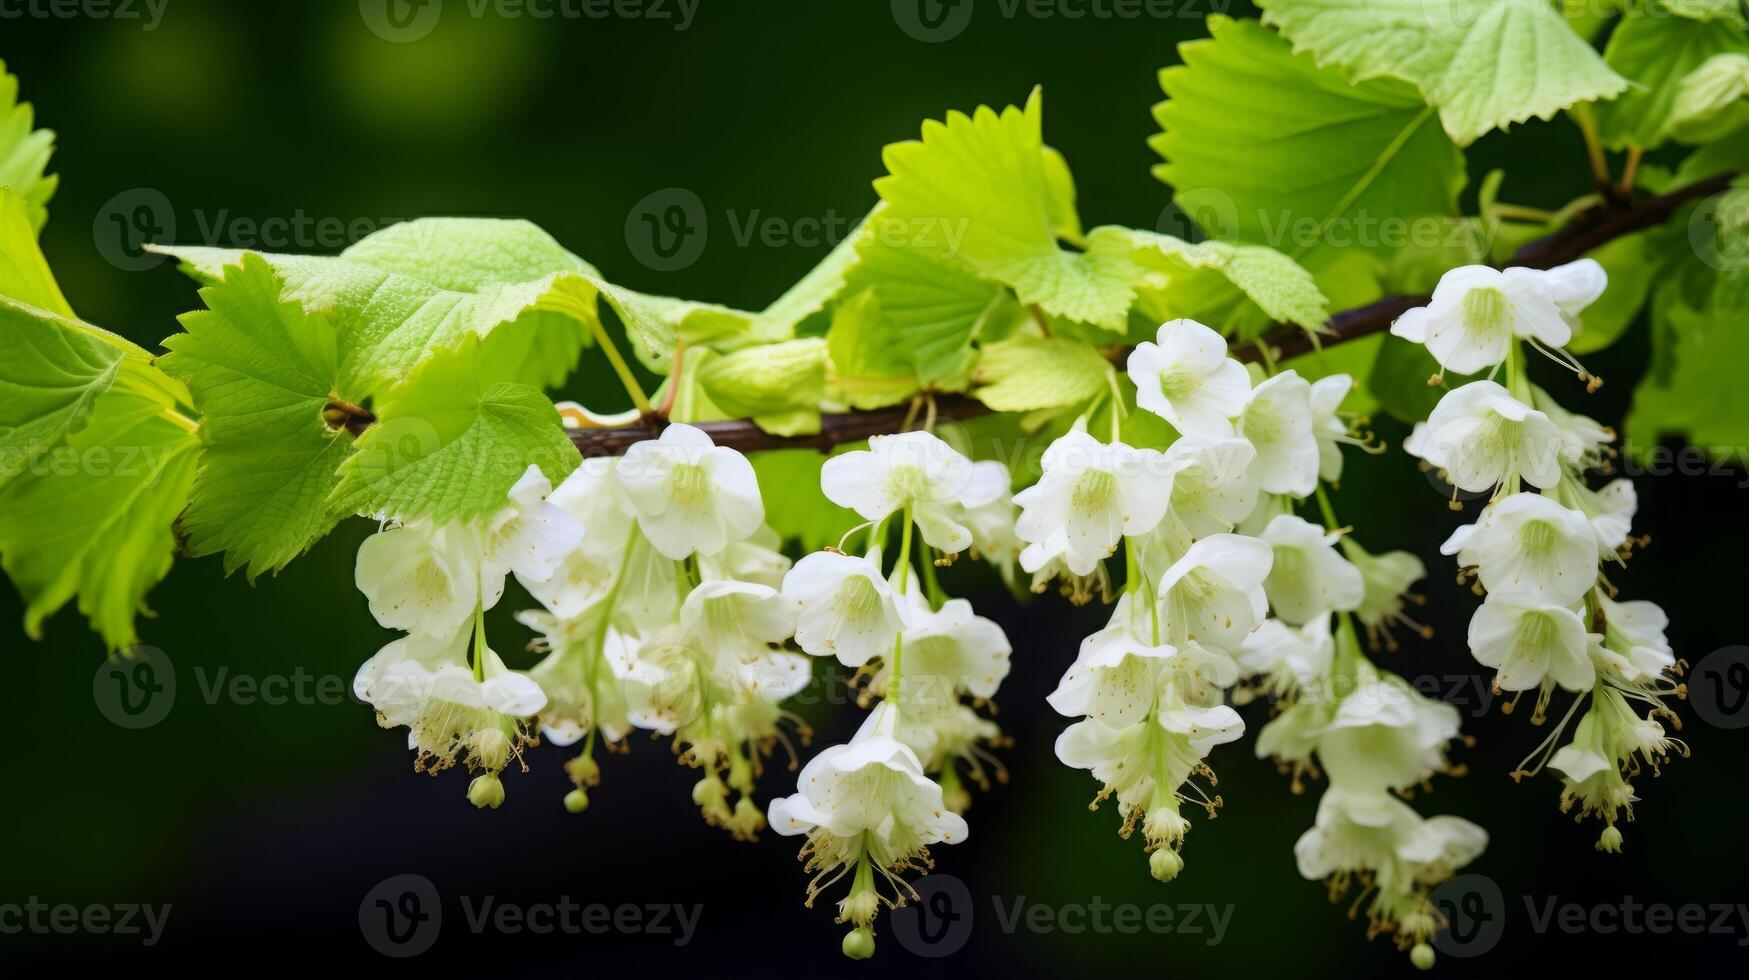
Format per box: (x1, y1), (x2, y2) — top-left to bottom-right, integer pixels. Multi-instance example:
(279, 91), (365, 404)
(471, 602), (488, 682)
(920, 543), (947, 610)
(890, 504), (916, 709)
(552, 294), (655, 415)
(1313, 483), (1341, 531)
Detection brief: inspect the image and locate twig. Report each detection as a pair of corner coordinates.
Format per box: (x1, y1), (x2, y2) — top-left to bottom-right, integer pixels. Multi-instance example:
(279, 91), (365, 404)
(570, 171), (1736, 458)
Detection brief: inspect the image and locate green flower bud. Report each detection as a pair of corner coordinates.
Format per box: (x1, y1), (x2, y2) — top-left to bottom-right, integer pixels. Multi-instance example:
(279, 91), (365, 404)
(1410, 943), (1435, 971)
(467, 773), (505, 810)
(841, 926), (876, 960)
(1149, 848), (1183, 882)
(564, 788), (590, 814)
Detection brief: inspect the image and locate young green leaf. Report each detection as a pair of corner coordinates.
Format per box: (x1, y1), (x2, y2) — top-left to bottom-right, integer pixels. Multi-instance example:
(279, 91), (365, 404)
(1592, 1), (1749, 150)
(1152, 15), (1467, 285)
(825, 290), (922, 411)
(971, 336), (1112, 412)
(0, 62), (57, 232)
(0, 189), (70, 316)
(1085, 226), (1330, 332)
(875, 89), (1138, 329)
(844, 234), (1006, 388)
(697, 337), (827, 423)
(1256, 0), (1629, 146)
(0, 367), (197, 649)
(158, 255), (364, 578)
(332, 334), (578, 524)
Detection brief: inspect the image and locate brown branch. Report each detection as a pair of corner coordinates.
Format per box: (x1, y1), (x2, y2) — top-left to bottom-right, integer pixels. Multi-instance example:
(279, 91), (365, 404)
(570, 171), (1737, 459)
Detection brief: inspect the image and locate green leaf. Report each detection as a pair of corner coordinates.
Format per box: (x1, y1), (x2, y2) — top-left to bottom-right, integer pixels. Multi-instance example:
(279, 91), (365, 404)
(1668, 52), (1749, 143)
(875, 88), (1138, 329)
(1152, 15), (1467, 286)
(332, 334), (578, 524)
(751, 207), (874, 337)
(697, 337), (827, 422)
(825, 291), (921, 410)
(0, 189), (70, 316)
(1568, 233), (1657, 354)
(1627, 300), (1749, 461)
(1592, 0), (1749, 150)
(844, 233), (1006, 388)
(750, 449), (859, 552)
(971, 336), (1112, 412)
(1665, 0), (1749, 25)
(1085, 225), (1329, 332)
(0, 62), (57, 232)
(0, 297), (127, 488)
(158, 256), (363, 578)
(1257, 0), (1629, 146)
(0, 367), (198, 649)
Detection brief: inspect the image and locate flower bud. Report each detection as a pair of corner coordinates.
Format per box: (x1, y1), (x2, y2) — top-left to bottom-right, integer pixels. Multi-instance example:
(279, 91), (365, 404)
(1597, 825), (1623, 853)
(1410, 943), (1435, 971)
(1149, 848), (1183, 882)
(841, 926), (876, 960)
(564, 788), (590, 814)
(468, 774), (505, 810)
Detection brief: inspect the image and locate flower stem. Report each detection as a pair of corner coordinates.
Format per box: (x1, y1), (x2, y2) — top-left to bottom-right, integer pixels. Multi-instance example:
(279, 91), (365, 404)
(550, 293), (655, 415)
(1313, 483), (1341, 532)
(471, 601), (488, 682)
(890, 504), (916, 709)
(920, 543), (946, 610)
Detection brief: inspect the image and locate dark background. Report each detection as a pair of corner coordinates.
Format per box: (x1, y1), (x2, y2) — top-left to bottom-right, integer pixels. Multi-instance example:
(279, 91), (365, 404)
(3, 1), (1746, 975)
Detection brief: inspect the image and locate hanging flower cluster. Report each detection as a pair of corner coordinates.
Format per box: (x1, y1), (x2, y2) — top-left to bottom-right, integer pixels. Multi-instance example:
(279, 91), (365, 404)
(354, 424), (817, 835)
(1019, 319), (1484, 966)
(1394, 260), (1687, 853)
(768, 430), (1014, 958)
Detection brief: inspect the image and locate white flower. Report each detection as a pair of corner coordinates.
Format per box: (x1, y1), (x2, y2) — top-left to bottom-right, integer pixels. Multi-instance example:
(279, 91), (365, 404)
(1593, 595), (1675, 685)
(1013, 425), (1173, 576)
(769, 703), (967, 925)
(1343, 541), (1429, 648)
(1420, 381), (1562, 493)
(958, 460), (1023, 574)
(1294, 788), (1487, 904)
(1467, 594), (1595, 692)
(1390, 265), (1573, 374)
(1236, 370), (1320, 497)
(522, 616), (634, 745)
(681, 578), (797, 654)
(821, 430), (985, 554)
(1239, 614), (1334, 698)
(1441, 492), (1597, 605)
(1316, 672), (1460, 792)
(1542, 258), (1608, 336)
(616, 422), (765, 560)
(699, 525), (793, 590)
(1565, 477), (1636, 560)
(1310, 374), (1356, 483)
(1259, 515), (1364, 625)
(355, 521), (489, 639)
(1047, 592), (1176, 726)
(1055, 697), (1243, 815)
(880, 591), (1011, 715)
(1533, 385), (1614, 472)
(1164, 435), (1260, 539)
(1157, 533), (1273, 651)
(354, 630), (546, 775)
(782, 548), (907, 668)
(486, 464), (584, 586)
(1126, 318), (1251, 437)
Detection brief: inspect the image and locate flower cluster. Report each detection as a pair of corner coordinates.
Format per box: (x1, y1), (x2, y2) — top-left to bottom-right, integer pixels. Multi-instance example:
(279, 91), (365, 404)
(1395, 261), (1687, 852)
(1020, 318), (1484, 966)
(767, 430), (1014, 958)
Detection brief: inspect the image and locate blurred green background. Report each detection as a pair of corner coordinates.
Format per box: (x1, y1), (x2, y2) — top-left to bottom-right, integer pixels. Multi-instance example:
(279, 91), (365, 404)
(3, 0), (1747, 973)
